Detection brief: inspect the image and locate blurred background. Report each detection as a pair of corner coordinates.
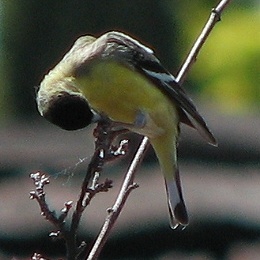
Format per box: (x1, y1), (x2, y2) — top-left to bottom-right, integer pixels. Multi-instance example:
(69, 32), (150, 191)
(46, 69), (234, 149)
(0, 0), (259, 259)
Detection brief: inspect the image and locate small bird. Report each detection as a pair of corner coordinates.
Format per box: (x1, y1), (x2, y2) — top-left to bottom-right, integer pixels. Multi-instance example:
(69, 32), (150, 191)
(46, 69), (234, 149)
(37, 31), (217, 229)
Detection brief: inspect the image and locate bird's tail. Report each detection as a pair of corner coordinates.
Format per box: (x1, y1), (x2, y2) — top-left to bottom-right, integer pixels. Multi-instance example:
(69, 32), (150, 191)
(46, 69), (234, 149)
(164, 167), (188, 229)
(150, 135), (188, 229)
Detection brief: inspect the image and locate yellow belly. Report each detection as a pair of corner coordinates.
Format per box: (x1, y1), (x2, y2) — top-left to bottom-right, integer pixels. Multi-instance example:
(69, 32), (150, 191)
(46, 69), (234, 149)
(75, 60), (178, 135)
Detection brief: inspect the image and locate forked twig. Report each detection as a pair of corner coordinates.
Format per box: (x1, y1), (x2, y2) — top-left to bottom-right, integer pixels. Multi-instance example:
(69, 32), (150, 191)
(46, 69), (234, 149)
(30, 120), (128, 259)
(86, 137), (149, 260)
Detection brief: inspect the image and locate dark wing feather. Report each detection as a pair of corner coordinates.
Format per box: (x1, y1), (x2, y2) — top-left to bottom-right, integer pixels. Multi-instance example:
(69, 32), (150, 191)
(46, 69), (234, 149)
(138, 63), (217, 145)
(100, 32), (217, 145)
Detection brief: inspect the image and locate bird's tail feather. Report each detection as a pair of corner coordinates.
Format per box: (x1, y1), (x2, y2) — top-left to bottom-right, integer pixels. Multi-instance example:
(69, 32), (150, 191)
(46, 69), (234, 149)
(164, 167), (188, 229)
(150, 135), (188, 229)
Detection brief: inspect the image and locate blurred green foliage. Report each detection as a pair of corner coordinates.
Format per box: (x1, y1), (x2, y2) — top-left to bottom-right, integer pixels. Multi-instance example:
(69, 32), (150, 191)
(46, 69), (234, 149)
(0, 0), (258, 122)
(183, 3), (260, 115)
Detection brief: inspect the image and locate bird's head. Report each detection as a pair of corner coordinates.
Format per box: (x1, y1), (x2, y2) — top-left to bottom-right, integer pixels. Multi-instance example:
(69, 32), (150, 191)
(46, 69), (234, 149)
(36, 74), (95, 131)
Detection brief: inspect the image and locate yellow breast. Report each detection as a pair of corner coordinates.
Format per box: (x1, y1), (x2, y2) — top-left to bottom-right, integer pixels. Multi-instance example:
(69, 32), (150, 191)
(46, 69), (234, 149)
(75, 60), (178, 135)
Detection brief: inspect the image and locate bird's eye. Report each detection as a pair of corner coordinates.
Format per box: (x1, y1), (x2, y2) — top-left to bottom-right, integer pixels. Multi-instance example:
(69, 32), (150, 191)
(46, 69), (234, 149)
(43, 92), (93, 130)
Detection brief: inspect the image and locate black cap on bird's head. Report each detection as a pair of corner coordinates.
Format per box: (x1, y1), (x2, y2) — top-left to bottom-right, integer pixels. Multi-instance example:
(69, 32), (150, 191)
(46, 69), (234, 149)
(36, 76), (95, 131)
(42, 91), (94, 130)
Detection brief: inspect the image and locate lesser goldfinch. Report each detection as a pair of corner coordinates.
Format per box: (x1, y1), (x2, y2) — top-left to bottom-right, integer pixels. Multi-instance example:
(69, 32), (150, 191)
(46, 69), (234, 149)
(37, 31), (217, 229)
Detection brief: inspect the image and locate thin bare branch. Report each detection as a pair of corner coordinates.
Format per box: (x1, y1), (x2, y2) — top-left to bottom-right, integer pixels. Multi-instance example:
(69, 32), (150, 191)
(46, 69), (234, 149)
(86, 137), (149, 260)
(67, 120), (119, 259)
(31, 119), (128, 259)
(30, 172), (66, 232)
(176, 0), (233, 85)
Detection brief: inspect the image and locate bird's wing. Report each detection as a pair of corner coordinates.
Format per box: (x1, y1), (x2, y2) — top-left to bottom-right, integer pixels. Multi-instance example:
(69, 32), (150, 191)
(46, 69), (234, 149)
(99, 31), (217, 145)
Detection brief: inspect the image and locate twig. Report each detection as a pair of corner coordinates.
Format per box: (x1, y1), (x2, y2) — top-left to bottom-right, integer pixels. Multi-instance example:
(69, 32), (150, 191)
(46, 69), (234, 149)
(30, 172), (70, 233)
(86, 137), (149, 260)
(176, 0), (233, 85)
(30, 171), (112, 260)
(65, 120), (126, 259)
(30, 120), (126, 260)
(86, 0), (233, 259)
